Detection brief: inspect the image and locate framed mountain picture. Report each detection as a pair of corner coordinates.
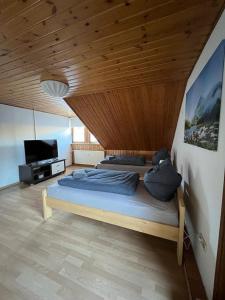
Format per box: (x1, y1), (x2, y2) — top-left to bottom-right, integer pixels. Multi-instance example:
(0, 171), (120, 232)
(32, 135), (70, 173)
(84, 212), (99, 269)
(184, 40), (225, 151)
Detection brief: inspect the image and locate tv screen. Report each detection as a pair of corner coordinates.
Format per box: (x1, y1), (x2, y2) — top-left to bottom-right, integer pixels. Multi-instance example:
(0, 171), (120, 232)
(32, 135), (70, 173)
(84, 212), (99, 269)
(24, 140), (58, 164)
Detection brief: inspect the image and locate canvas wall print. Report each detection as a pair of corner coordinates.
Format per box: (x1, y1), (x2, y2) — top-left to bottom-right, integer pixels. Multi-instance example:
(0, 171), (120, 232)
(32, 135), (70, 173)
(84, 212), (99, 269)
(184, 40), (225, 151)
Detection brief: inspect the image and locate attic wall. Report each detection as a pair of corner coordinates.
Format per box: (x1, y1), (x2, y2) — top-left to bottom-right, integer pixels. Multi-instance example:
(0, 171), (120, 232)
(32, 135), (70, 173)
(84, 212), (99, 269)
(172, 9), (225, 299)
(66, 80), (185, 151)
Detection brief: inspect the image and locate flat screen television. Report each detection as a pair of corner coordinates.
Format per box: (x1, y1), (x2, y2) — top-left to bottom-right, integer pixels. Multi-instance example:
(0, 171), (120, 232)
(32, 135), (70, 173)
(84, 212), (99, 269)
(24, 140), (58, 164)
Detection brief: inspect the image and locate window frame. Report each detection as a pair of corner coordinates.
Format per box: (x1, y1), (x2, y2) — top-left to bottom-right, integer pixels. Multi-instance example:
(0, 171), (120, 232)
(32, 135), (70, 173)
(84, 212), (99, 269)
(72, 126), (85, 143)
(72, 126), (99, 144)
(90, 132), (99, 144)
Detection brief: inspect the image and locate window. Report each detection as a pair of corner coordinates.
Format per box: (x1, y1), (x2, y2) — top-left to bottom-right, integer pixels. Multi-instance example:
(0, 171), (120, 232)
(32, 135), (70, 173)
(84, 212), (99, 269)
(73, 126), (85, 142)
(90, 133), (98, 143)
(73, 126), (99, 144)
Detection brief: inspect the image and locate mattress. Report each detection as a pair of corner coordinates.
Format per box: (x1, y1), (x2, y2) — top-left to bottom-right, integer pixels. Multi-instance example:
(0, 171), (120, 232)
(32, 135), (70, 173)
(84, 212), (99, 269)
(47, 181), (178, 226)
(96, 161), (152, 176)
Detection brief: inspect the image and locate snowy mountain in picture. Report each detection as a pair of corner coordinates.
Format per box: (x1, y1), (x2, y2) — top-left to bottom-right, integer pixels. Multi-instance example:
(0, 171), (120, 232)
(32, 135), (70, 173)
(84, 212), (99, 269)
(184, 40), (225, 151)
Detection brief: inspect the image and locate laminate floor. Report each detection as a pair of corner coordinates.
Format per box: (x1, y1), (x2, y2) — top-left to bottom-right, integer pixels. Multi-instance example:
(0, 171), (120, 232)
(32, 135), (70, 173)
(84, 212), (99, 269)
(0, 166), (188, 300)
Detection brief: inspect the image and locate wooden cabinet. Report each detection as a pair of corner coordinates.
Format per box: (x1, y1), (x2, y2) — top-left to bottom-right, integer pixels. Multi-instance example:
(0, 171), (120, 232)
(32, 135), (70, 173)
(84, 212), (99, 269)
(51, 160), (65, 175)
(19, 159), (66, 184)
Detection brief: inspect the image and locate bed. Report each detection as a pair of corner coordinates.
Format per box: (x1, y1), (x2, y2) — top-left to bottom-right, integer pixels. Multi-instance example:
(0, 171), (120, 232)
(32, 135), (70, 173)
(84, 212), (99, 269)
(96, 161), (153, 176)
(42, 176), (185, 265)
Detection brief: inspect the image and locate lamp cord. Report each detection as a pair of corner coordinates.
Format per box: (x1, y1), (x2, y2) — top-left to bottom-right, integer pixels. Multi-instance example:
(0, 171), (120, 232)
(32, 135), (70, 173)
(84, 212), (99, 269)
(33, 109), (37, 140)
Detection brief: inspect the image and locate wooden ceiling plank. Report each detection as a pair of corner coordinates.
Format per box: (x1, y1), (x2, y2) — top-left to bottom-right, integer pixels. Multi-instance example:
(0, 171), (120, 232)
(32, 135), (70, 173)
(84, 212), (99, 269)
(1, 0), (174, 58)
(0, 19), (213, 83)
(0, 0), (224, 116)
(0, 61), (192, 96)
(0, 45), (200, 82)
(0, 66), (190, 100)
(0, 0), (41, 26)
(0, 0), (17, 13)
(0, 72), (190, 103)
(0, 59), (195, 89)
(66, 69), (190, 94)
(0, 26), (207, 79)
(0, 0), (84, 42)
(0, 0), (145, 63)
(62, 52), (199, 80)
(3, 0), (132, 47)
(0, 0), (217, 66)
(66, 80), (186, 150)
(0, 14), (213, 86)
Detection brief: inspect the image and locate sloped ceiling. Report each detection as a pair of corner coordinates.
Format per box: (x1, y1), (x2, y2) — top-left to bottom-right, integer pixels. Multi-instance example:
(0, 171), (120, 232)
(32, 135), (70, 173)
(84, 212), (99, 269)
(66, 80), (185, 150)
(0, 0), (224, 116)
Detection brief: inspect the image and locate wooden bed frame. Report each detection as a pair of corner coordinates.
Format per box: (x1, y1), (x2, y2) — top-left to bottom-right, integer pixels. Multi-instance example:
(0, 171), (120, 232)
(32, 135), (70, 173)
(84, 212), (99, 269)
(42, 187), (185, 265)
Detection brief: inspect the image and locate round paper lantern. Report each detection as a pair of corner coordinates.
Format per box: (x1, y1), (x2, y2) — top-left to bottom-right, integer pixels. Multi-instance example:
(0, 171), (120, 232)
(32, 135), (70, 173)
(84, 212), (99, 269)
(41, 80), (69, 97)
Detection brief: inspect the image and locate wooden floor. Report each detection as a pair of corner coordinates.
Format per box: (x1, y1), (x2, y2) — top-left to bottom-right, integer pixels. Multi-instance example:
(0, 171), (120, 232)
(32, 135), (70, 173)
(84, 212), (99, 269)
(0, 166), (188, 300)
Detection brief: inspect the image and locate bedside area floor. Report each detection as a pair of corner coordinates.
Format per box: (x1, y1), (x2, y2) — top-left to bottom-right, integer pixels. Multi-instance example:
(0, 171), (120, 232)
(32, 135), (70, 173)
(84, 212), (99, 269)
(0, 166), (188, 300)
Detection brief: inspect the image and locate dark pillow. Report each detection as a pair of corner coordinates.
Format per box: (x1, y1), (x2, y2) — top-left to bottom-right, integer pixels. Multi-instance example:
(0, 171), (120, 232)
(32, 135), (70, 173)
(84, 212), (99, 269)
(144, 159), (182, 201)
(152, 148), (170, 165)
(108, 155), (115, 160)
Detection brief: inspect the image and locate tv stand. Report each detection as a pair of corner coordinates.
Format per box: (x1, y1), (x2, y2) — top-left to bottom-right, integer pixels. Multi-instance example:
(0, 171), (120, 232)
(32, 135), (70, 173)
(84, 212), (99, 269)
(19, 159), (66, 184)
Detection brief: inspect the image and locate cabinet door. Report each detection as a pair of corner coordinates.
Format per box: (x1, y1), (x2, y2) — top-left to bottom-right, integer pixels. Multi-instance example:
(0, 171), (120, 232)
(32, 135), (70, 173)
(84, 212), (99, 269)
(51, 161), (65, 175)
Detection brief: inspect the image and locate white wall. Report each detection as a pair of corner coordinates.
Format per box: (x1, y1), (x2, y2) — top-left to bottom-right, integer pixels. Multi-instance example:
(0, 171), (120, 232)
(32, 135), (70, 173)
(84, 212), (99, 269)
(0, 105), (34, 188)
(71, 115), (84, 127)
(172, 10), (225, 299)
(34, 111), (72, 166)
(0, 104), (72, 189)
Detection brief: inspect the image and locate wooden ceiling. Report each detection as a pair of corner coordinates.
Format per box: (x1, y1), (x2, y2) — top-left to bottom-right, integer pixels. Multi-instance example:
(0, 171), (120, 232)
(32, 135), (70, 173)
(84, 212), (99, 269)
(66, 81), (186, 150)
(0, 0), (224, 116)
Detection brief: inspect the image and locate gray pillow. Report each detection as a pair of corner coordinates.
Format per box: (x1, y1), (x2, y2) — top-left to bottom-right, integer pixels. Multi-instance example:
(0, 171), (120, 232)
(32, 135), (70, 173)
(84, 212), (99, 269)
(144, 159), (182, 201)
(108, 155), (116, 160)
(152, 148), (170, 165)
(71, 169), (88, 179)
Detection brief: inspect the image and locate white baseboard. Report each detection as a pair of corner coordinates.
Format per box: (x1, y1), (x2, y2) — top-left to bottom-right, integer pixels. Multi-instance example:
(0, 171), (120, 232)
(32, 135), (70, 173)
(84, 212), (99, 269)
(0, 182), (20, 191)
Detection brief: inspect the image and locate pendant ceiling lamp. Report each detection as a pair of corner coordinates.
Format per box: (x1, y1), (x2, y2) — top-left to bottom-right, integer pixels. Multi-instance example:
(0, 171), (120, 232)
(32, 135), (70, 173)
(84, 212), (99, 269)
(41, 79), (69, 97)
